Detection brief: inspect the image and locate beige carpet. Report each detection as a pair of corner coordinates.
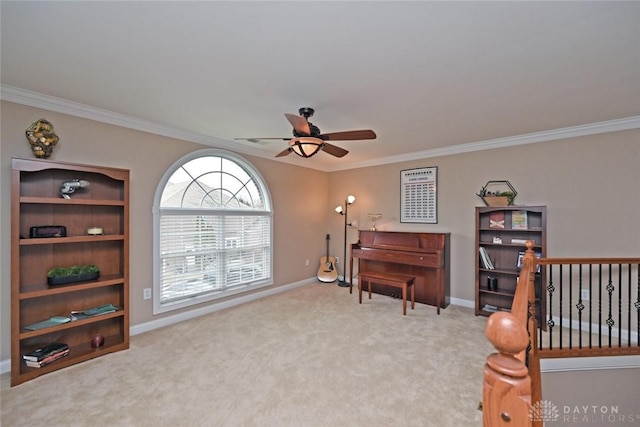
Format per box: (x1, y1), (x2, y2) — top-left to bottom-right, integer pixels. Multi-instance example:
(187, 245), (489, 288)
(1, 282), (493, 426)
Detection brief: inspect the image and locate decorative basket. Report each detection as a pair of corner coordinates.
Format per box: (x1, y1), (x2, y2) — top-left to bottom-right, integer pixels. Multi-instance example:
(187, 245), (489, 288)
(477, 180), (517, 206)
(482, 196), (510, 207)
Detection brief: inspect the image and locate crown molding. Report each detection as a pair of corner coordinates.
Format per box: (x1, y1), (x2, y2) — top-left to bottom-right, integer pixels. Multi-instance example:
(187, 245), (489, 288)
(335, 115), (640, 172)
(0, 84), (273, 160)
(3, 84), (639, 173)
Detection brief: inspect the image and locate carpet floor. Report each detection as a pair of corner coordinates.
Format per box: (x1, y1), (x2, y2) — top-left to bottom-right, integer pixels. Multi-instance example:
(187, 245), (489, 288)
(1, 282), (493, 426)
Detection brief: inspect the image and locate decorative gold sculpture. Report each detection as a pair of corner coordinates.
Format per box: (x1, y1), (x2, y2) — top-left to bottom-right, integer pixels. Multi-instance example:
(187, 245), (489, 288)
(25, 118), (59, 158)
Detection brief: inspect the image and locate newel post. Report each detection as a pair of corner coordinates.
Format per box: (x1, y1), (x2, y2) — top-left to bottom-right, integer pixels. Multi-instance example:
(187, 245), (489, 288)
(483, 312), (532, 427)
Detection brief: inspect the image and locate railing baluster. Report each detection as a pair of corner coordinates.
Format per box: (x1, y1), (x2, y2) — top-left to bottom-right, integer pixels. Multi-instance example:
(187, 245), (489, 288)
(578, 264), (583, 348)
(629, 264), (640, 347)
(607, 265), (614, 348)
(541, 266), (545, 351)
(589, 264), (593, 348)
(567, 264), (570, 349)
(598, 264), (603, 348)
(547, 266), (555, 350)
(558, 263), (562, 349)
(618, 264), (622, 347)
(627, 264), (632, 346)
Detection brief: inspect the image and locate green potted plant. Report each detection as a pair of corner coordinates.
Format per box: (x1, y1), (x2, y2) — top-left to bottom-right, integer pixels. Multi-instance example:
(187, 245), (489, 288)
(47, 264), (100, 286)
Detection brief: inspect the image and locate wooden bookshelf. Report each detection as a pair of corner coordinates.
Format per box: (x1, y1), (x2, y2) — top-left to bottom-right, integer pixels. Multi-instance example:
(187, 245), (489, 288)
(11, 158), (129, 386)
(475, 206), (546, 324)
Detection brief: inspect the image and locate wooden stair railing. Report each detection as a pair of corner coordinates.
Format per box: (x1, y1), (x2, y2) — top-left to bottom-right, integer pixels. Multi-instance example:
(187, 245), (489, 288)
(483, 311), (532, 427)
(536, 256), (640, 358)
(483, 242), (640, 426)
(483, 242), (540, 427)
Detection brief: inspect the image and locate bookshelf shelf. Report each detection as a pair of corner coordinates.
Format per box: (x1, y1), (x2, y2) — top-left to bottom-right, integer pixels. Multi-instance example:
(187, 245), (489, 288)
(475, 206), (546, 322)
(479, 288), (515, 297)
(11, 158), (130, 386)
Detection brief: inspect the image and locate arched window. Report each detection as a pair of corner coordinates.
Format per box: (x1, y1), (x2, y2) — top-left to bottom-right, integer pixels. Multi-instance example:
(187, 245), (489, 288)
(153, 149), (273, 313)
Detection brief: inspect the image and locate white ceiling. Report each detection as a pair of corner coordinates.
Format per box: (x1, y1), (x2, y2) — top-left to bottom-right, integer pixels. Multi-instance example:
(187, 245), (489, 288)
(2, 1), (639, 171)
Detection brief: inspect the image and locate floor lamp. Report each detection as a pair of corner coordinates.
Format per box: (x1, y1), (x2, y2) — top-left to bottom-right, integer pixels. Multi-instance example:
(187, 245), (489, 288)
(335, 195), (356, 287)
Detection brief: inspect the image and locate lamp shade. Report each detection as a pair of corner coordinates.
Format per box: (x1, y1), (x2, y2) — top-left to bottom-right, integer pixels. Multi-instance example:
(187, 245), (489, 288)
(335, 206), (343, 214)
(347, 195), (356, 204)
(289, 137), (323, 158)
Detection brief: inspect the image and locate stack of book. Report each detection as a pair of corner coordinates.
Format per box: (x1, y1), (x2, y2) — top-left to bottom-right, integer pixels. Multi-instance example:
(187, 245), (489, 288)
(482, 304), (510, 313)
(23, 342), (69, 368)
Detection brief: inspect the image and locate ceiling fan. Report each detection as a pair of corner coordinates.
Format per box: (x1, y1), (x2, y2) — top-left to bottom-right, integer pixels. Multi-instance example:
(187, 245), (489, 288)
(235, 107), (376, 158)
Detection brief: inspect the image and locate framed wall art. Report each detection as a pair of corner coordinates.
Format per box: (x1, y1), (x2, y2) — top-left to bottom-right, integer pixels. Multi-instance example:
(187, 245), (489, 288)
(400, 166), (438, 224)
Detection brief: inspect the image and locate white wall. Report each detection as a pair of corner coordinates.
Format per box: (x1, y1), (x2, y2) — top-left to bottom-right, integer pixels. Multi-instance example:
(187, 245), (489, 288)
(0, 101), (329, 363)
(327, 130), (640, 303)
(2, 99), (639, 369)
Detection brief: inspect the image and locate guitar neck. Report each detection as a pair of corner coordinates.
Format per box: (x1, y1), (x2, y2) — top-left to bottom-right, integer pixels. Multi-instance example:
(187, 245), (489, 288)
(325, 234), (331, 258)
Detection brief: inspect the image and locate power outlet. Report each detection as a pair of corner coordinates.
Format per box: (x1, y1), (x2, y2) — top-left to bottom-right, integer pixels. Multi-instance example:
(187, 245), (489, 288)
(335, 257), (339, 265)
(581, 289), (590, 301)
(143, 288), (152, 300)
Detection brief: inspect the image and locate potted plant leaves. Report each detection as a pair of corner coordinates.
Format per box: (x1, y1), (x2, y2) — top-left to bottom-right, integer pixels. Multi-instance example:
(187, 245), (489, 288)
(47, 264), (100, 286)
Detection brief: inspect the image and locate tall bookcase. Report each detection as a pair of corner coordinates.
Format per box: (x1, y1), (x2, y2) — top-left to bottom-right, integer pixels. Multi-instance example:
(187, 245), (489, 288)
(475, 206), (546, 322)
(11, 158), (130, 386)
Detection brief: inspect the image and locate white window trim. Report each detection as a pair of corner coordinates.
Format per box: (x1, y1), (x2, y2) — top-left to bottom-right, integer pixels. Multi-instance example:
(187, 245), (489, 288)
(152, 148), (273, 314)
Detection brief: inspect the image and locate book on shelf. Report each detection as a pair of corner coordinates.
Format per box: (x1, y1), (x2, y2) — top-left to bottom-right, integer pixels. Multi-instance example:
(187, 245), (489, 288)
(24, 316), (71, 331)
(511, 210), (528, 230)
(23, 342), (69, 362)
(70, 303), (118, 321)
(489, 211), (505, 229)
(25, 349), (70, 368)
(482, 304), (511, 313)
(511, 238), (528, 245)
(479, 247), (494, 269)
(25, 351), (69, 368)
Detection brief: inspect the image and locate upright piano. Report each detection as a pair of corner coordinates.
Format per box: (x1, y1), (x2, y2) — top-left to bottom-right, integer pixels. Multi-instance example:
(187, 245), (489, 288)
(350, 230), (450, 310)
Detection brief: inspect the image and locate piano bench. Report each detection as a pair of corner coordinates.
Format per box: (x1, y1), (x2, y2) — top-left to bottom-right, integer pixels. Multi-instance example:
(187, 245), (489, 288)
(358, 272), (416, 315)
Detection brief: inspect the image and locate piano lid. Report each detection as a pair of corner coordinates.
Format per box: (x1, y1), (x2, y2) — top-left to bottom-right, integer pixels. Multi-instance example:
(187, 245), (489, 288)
(357, 230), (447, 252)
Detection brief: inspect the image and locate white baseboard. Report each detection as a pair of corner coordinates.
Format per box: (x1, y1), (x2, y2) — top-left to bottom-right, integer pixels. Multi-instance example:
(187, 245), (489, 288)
(130, 278), (314, 336)
(5, 287), (633, 375)
(1, 278), (316, 375)
(541, 355), (640, 372)
(0, 358), (9, 376)
(449, 297), (475, 309)
(546, 314), (638, 345)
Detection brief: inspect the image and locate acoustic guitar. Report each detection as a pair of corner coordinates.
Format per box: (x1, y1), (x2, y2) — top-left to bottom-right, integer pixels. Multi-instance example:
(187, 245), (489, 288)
(317, 234), (338, 283)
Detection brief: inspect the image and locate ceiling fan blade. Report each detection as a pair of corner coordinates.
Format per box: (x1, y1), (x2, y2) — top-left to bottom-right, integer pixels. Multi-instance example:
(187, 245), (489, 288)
(320, 129), (377, 141)
(321, 142), (349, 158)
(285, 113), (311, 136)
(235, 137), (289, 143)
(275, 148), (292, 157)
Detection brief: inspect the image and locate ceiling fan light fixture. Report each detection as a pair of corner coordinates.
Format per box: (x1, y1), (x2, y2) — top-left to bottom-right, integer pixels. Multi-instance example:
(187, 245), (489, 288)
(289, 137), (323, 158)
